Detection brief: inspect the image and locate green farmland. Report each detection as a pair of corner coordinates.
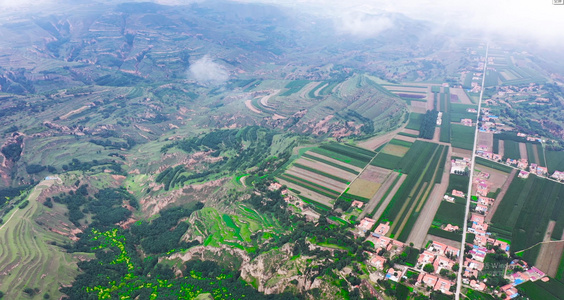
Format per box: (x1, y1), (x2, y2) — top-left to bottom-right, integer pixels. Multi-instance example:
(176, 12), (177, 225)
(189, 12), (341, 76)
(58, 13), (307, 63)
(376, 142), (448, 241)
(0, 179), (83, 300)
(490, 176), (564, 263)
(451, 124), (475, 150)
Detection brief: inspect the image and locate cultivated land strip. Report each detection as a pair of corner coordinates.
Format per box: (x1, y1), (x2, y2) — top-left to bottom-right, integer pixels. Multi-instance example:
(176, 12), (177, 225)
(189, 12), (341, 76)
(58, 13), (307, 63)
(407, 147), (452, 247)
(370, 174), (407, 221)
(485, 169), (517, 223)
(358, 172), (399, 219)
(456, 43), (489, 300)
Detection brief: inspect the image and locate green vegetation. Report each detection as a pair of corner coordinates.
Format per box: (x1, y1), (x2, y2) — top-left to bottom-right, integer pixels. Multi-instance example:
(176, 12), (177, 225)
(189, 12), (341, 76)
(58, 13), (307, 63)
(450, 103), (478, 122)
(475, 157), (513, 173)
(389, 139), (413, 148)
(450, 124), (475, 150)
(301, 153), (359, 174)
(435, 146), (449, 184)
(377, 142), (445, 241)
(309, 147), (368, 168)
(518, 279), (564, 300)
(447, 174), (470, 193)
(490, 176), (564, 262)
(418, 110), (439, 139)
(370, 153), (403, 170)
(503, 140), (521, 159)
(278, 174), (340, 198)
(406, 113), (424, 130)
(545, 149), (564, 173)
(433, 202), (466, 227)
(293, 163), (350, 184)
(280, 80), (310, 96)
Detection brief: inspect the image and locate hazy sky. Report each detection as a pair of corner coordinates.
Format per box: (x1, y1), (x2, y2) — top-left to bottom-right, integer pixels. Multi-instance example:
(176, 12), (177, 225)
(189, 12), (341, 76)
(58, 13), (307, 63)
(1, 0), (562, 46)
(232, 0), (564, 46)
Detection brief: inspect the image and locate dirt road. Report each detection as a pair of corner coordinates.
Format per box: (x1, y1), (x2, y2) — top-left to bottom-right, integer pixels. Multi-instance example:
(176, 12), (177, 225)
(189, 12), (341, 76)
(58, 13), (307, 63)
(485, 169), (517, 223)
(407, 148), (452, 248)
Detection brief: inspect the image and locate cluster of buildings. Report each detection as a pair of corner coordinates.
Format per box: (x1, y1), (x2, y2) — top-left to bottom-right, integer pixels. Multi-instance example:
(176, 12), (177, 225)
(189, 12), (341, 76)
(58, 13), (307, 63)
(362, 219), (461, 296)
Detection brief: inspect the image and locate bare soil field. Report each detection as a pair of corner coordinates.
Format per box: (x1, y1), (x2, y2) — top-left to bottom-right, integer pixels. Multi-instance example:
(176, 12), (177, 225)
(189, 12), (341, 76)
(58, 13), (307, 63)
(535, 221), (564, 277)
(244, 100), (262, 114)
(477, 132), (494, 151)
(385, 86), (427, 93)
(348, 179), (381, 199)
(394, 135), (417, 143)
(452, 148), (473, 158)
(403, 129), (419, 135)
(296, 158), (358, 182)
(359, 166), (392, 183)
(358, 171), (400, 220)
(259, 89), (280, 107)
(60, 105), (91, 120)
(474, 165), (511, 190)
(410, 101), (428, 114)
(450, 87), (474, 104)
(381, 144), (410, 157)
(532, 146), (541, 165)
(432, 127), (441, 143)
(286, 168), (348, 192)
(425, 235), (461, 249)
(498, 140), (505, 158)
(277, 179), (334, 206)
(357, 127), (403, 151)
(519, 142), (528, 160)
(485, 169), (517, 223)
(305, 152), (363, 173)
(299, 82), (320, 98)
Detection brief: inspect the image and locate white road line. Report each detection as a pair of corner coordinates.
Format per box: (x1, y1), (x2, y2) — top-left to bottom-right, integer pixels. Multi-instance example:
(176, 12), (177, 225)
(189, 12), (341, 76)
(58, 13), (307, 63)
(456, 43), (489, 300)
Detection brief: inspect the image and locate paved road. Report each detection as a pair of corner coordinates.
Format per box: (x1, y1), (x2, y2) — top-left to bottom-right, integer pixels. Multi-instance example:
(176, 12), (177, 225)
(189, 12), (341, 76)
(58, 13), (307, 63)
(456, 43), (489, 300)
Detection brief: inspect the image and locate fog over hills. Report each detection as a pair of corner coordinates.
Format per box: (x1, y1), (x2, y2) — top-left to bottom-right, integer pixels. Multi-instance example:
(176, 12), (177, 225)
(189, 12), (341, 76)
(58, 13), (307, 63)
(0, 1), (564, 300)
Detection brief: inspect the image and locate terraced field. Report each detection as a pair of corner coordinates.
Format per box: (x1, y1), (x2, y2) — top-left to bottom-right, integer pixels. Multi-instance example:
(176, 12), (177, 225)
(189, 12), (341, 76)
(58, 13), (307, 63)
(278, 142), (377, 209)
(0, 179), (84, 299)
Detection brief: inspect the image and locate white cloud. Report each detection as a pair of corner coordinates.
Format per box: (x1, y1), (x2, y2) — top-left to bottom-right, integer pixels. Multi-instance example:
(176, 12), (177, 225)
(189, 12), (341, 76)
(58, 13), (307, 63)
(337, 11), (392, 38)
(188, 55), (229, 85)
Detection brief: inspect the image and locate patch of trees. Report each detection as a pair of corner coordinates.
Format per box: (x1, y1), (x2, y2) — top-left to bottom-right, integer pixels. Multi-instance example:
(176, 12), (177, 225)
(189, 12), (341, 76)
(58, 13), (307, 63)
(419, 110), (439, 139)
(0, 186), (29, 206)
(89, 139), (130, 150)
(61, 158), (125, 175)
(25, 164), (46, 174)
(337, 109), (375, 135)
(1, 143), (22, 162)
(130, 204), (202, 254)
(18, 200), (29, 209)
(52, 186), (135, 228)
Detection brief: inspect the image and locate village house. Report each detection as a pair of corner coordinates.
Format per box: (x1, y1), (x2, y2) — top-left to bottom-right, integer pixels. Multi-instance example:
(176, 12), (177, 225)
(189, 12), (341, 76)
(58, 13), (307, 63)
(518, 158), (528, 169)
(478, 196), (494, 206)
(518, 170), (530, 179)
(386, 268), (402, 282)
(500, 284), (519, 299)
(374, 222), (390, 235)
(551, 170), (564, 181)
(433, 255), (456, 273)
(475, 204), (488, 213)
(443, 195), (455, 203)
(469, 280), (487, 291)
(418, 251), (436, 265)
(370, 255), (386, 270)
(476, 182), (489, 196)
(444, 224), (459, 232)
(429, 241), (460, 257)
(452, 190), (465, 198)
(461, 118), (473, 126)
(351, 200), (364, 209)
(358, 217), (376, 232)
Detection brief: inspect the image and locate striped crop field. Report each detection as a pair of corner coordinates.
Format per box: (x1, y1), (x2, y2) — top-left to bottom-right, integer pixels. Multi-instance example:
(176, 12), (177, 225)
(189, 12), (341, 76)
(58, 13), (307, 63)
(278, 142), (378, 208)
(0, 179), (86, 299)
